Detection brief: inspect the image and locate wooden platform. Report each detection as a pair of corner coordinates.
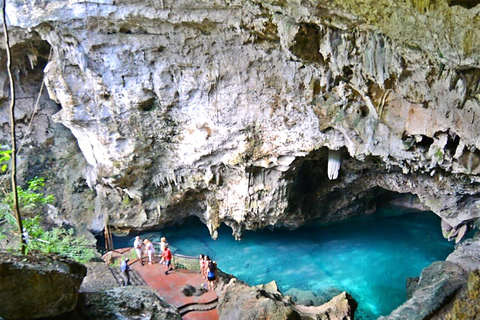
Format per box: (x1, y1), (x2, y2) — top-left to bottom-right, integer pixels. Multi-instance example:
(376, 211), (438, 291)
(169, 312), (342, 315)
(110, 256), (219, 320)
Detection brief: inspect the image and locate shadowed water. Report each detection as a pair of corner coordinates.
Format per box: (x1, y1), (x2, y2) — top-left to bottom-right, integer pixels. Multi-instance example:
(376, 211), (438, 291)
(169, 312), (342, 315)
(110, 207), (455, 319)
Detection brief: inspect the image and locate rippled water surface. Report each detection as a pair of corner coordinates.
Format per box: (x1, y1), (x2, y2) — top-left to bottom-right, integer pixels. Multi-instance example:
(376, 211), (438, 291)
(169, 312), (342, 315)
(111, 207), (455, 319)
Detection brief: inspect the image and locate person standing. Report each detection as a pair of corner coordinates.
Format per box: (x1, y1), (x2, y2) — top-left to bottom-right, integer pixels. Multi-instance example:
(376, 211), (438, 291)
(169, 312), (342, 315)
(160, 237), (167, 252)
(162, 244), (173, 275)
(206, 258), (217, 291)
(144, 239), (155, 264)
(120, 258), (131, 286)
(199, 254), (206, 280)
(159, 237), (167, 264)
(133, 236), (144, 266)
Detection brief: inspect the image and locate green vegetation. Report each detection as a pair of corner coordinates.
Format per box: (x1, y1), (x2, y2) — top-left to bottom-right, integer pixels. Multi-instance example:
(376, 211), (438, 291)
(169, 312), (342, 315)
(3, 177), (55, 211)
(0, 177), (96, 264)
(0, 146), (11, 172)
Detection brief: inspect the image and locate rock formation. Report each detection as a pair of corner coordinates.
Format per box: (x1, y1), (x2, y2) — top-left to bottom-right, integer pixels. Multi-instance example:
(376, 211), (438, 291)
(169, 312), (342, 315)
(378, 261), (468, 320)
(379, 233), (480, 319)
(217, 278), (356, 320)
(77, 286), (183, 320)
(0, 251), (87, 320)
(445, 268), (480, 320)
(1, 0), (480, 239)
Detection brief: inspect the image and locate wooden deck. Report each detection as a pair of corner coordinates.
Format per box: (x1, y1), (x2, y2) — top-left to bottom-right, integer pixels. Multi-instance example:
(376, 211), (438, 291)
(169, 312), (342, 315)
(113, 253), (219, 320)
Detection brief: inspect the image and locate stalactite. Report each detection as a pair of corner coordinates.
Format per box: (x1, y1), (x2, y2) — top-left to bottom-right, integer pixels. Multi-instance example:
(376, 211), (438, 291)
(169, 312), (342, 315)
(327, 149), (342, 180)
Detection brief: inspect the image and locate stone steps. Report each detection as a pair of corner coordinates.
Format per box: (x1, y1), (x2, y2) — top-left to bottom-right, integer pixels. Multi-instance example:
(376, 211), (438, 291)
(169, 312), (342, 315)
(177, 297), (219, 316)
(109, 267), (147, 286)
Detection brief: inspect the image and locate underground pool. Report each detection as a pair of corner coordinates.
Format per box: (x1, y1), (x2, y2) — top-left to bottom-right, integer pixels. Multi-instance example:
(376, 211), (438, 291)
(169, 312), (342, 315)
(108, 206), (456, 319)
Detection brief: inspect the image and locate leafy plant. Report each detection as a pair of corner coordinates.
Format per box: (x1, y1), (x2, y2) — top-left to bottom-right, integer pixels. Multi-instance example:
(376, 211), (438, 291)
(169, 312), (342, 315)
(0, 147), (11, 172)
(25, 225), (96, 264)
(3, 177), (55, 211)
(1, 177), (96, 263)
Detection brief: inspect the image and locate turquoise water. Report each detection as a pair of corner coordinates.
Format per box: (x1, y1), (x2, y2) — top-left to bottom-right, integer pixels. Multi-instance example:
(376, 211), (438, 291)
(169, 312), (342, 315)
(111, 207), (455, 319)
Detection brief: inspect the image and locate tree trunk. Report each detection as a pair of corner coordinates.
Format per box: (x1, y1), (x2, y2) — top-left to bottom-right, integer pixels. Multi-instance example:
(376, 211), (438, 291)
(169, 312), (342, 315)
(2, 0), (26, 253)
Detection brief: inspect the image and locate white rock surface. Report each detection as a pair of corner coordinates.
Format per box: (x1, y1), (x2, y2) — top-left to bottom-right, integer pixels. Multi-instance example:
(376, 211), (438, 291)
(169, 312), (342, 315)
(1, 0), (480, 237)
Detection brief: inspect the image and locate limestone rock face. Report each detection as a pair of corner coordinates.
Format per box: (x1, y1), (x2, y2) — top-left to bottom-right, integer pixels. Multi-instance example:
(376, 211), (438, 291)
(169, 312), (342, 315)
(0, 252), (87, 320)
(2, 0), (480, 237)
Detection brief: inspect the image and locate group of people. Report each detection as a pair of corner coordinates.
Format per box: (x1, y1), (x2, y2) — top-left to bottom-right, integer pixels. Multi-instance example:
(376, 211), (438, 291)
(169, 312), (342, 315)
(199, 254), (217, 291)
(133, 236), (173, 274)
(121, 235), (219, 290)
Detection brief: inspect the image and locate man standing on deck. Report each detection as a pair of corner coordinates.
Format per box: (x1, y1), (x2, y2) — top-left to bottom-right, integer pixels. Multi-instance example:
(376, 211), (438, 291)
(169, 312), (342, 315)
(133, 236), (144, 266)
(162, 244), (173, 275)
(120, 258), (131, 286)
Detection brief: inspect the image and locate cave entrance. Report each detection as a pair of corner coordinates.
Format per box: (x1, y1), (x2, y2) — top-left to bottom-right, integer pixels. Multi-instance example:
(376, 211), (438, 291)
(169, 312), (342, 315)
(109, 207), (455, 319)
(286, 148), (429, 224)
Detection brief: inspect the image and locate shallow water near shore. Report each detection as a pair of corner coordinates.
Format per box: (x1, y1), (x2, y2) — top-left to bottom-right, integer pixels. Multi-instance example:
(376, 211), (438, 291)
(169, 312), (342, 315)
(109, 207), (456, 319)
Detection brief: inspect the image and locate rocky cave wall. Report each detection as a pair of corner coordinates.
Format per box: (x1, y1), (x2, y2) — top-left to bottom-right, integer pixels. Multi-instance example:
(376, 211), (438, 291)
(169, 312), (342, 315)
(1, 0), (480, 239)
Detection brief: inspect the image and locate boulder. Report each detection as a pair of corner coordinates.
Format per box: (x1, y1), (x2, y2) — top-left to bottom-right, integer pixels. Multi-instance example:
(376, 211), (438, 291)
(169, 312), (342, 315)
(182, 284), (207, 297)
(0, 251), (87, 320)
(79, 262), (118, 293)
(217, 278), (300, 320)
(77, 286), (182, 320)
(379, 261), (467, 320)
(446, 234), (480, 272)
(294, 291), (357, 320)
(217, 277), (356, 320)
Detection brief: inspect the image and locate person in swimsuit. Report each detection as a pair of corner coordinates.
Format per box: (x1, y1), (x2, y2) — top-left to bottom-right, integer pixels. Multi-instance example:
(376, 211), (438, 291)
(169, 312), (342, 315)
(206, 256), (217, 291)
(199, 254), (206, 280)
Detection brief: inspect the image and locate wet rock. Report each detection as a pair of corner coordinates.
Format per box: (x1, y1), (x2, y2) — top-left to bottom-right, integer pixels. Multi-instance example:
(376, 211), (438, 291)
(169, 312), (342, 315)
(77, 286), (182, 320)
(285, 288), (324, 306)
(0, 252), (87, 320)
(406, 277), (419, 300)
(379, 261), (467, 320)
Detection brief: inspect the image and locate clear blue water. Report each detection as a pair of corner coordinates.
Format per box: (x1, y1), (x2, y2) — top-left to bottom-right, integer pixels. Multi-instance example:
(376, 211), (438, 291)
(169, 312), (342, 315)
(109, 207), (455, 319)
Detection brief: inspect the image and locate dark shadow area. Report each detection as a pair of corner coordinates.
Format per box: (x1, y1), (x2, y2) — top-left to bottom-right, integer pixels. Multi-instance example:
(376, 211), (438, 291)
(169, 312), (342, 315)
(446, 0), (480, 9)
